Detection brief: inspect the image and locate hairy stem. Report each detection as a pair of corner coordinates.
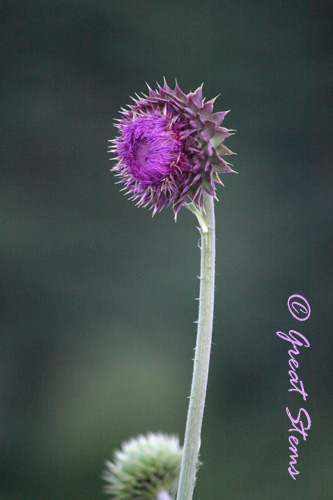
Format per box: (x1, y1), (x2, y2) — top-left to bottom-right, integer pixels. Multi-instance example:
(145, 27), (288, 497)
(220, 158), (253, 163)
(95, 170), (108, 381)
(177, 192), (216, 500)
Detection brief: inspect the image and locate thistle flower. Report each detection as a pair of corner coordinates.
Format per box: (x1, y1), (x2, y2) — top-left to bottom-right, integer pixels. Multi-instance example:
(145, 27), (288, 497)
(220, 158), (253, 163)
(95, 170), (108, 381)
(102, 433), (182, 500)
(110, 79), (235, 217)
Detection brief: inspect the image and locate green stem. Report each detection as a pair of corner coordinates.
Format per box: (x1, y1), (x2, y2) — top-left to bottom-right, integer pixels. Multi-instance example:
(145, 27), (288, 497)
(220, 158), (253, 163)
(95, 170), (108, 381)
(177, 193), (216, 500)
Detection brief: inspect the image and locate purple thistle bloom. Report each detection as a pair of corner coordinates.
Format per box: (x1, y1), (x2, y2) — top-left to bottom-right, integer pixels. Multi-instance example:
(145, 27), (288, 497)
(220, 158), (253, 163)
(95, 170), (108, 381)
(110, 79), (236, 217)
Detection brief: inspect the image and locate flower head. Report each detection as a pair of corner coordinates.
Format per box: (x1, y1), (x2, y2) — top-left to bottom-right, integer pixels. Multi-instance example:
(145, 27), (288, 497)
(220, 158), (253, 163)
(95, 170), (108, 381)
(110, 79), (235, 217)
(102, 433), (182, 500)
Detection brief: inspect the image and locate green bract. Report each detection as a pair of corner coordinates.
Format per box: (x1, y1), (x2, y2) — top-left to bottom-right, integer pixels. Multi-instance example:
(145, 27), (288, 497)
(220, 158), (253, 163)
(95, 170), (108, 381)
(102, 433), (183, 500)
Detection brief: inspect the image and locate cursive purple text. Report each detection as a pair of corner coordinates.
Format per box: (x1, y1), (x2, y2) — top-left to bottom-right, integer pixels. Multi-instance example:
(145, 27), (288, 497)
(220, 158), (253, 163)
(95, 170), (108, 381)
(276, 295), (311, 480)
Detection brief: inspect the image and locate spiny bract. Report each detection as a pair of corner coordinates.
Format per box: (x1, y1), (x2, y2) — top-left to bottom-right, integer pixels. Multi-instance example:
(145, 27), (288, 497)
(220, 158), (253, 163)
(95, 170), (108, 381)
(110, 79), (235, 217)
(102, 433), (182, 500)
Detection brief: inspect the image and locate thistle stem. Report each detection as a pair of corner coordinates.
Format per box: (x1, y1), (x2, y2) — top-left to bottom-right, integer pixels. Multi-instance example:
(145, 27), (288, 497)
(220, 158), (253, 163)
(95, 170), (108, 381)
(177, 192), (216, 500)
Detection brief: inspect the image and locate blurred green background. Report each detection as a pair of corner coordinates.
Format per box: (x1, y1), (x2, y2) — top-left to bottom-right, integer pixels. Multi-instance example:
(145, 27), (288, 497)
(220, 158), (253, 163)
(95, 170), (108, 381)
(1, 1), (331, 499)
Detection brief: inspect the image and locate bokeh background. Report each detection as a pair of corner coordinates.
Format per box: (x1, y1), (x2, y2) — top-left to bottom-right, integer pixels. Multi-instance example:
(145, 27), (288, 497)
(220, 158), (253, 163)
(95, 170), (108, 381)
(1, 1), (331, 499)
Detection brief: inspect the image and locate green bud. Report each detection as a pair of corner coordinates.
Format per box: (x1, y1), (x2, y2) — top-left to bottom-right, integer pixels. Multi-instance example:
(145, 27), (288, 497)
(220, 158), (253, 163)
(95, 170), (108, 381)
(102, 433), (183, 500)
